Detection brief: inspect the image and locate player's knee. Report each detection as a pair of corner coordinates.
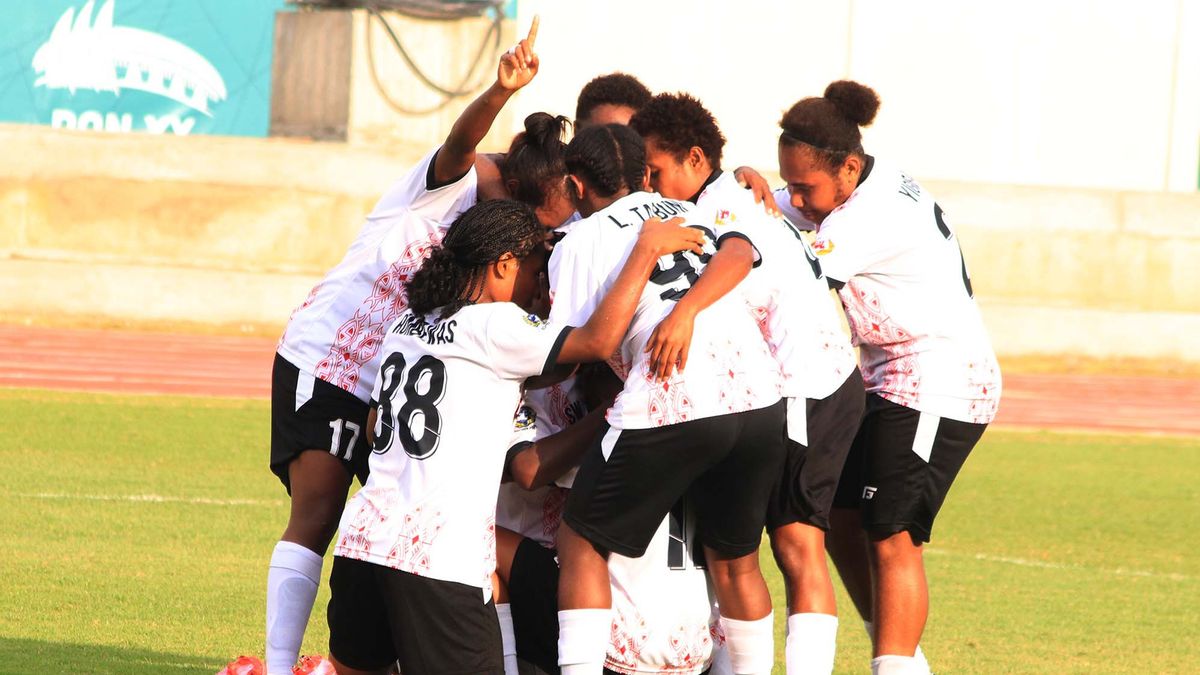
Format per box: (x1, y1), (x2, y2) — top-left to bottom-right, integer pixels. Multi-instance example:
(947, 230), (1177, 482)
(870, 530), (923, 566)
(771, 525), (826, 577)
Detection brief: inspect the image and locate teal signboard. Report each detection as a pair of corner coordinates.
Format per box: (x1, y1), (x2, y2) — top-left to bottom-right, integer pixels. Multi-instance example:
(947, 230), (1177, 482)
(0, 0), (289, 137)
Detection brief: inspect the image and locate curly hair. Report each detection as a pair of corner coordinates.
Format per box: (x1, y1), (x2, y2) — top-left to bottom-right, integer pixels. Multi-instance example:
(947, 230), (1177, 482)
(779, 80), (880, 172)
(565, 124), (647, 198)
(405, 200), (543, 319)
(629, 92), (725, 170)
(575, 72), (653, 127)
(501, 112), (570, 208)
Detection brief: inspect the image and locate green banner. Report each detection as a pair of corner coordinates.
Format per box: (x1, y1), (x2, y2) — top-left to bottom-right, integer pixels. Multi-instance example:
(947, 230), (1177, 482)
(0, 0), (289, 137)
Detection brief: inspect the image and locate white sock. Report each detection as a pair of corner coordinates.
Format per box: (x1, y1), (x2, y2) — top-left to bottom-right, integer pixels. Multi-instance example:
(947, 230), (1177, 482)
(871, 654), (928, 675)
(497, 603), (519, 675)
(913, 644), (930, 672)
(785, 613), (837, 675)
(266, 541), (322, 675)
(720, 613), (774, 675)
(557, 608), (610, 675)
(864, 620), (930, 673)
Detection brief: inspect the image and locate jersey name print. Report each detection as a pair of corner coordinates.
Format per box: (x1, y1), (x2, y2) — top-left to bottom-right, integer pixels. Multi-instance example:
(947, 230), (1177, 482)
(334, 303), (569, 597)
(548, 191), (781, 430)
(811, 158), (1001, 424)
(277, 146), (478, 403)
(699, 171), (857, 400)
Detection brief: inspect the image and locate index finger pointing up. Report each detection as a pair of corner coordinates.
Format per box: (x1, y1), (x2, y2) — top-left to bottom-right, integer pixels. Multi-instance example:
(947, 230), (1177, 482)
(526, 15), (539, 49)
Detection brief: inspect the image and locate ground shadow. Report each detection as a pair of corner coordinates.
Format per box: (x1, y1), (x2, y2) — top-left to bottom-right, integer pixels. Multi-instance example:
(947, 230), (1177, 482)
(0, 637), (225, 674)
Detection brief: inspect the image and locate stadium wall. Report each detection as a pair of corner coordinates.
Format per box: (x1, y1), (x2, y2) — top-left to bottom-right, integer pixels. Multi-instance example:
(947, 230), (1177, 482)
(1, 124), (1197, 363)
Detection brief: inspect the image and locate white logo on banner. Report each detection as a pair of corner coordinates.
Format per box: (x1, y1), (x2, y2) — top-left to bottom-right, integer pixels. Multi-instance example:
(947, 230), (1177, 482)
(32, 0), (227, 117)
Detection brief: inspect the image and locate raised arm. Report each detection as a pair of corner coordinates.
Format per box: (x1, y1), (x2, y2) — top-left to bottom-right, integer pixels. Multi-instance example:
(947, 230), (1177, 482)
(644, 236), (753, 380)
(555, 217), (704, 364)
(432, 16), (541, 185)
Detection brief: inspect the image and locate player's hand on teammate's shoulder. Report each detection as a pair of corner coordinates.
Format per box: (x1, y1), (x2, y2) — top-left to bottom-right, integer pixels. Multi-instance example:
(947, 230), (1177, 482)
(636, 216), (704, 257)
(498, 15), (540, 91)
(734, 165), (781, 216)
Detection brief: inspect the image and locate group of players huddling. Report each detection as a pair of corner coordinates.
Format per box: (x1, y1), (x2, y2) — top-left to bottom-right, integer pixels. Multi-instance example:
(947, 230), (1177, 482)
(262, 18), (1001, 675)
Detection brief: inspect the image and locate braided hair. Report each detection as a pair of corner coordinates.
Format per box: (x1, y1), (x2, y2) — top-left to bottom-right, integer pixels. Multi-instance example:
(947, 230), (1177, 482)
(564, 124), (646, 198)
(779, 80), (880, 173)
(405, 200), (543, 320)
(501, 112), (570, 208)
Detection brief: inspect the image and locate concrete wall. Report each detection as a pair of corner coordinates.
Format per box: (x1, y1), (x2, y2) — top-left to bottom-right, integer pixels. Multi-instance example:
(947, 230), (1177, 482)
(1, 124), (1197, 362)
(510, 0), (1200, 193)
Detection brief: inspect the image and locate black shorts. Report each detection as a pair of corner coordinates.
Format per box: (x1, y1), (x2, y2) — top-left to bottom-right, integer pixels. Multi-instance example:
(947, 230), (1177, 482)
(831, 394), (987, 543)
(509, 539), (561, 675)
(564, 399), (787, 559)
(327, 556), (503, 674)
(767, 369), (865, 531)
(270, 353), (371, 491)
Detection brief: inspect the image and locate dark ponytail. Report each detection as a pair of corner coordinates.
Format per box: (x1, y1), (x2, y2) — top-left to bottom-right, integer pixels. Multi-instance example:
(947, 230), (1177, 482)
(779, 80), (881, 172)
(405, 200), (543, 319)
(564, 124), (646, 198)
(501, 112), (570, 208)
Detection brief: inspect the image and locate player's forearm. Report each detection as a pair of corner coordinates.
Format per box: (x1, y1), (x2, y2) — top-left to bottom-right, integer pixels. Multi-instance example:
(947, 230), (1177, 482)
(672, 238), (753, 319)
(558, 244), (660, 363)
(433, 83), (515, 184)
(509, 403), (608, 490)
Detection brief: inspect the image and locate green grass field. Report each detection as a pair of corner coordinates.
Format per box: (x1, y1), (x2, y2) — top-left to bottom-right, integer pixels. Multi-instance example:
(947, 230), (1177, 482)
(0, 388), (1196, 674)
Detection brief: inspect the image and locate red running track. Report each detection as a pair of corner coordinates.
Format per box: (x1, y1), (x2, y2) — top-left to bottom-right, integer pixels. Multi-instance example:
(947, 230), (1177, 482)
(2, 324), (1197, 436)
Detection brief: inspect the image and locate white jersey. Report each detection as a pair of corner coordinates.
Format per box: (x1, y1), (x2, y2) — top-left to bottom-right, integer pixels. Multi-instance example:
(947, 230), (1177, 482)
(548, 191), (781, 430)
(607, 501), (721, 675)
(812, 157), (1001, 424)
(334, 303), (571, 597)
(495, 379), (587, 548)
(277, 147), (477, 402)
(699, 172), (857, 400)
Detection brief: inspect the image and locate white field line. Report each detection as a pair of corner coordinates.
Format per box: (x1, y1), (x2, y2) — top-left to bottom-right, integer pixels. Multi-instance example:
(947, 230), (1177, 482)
(17, 492), (285, 507)
(926, 547), (1192, 582)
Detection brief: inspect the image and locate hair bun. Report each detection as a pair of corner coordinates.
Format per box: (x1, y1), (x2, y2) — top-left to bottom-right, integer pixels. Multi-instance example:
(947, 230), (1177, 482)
(823, 80), (880, 127)
(522, 112), (571, 148)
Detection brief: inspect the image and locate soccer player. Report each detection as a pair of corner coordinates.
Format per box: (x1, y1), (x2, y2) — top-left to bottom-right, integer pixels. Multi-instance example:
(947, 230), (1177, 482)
(573, 73), (779, 218)
(550, 123), (786, 675)
(776, 81), (1002, 675)
(631, 92), (864, 675)
(326, 199), (704, 674)
(263, 21), (572, 675)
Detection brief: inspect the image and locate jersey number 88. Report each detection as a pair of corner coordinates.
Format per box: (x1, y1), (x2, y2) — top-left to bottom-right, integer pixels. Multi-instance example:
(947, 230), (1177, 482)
(374, 352), (448, 460)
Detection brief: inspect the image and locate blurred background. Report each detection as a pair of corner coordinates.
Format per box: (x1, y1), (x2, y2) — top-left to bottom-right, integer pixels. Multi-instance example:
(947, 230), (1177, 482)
(0, 0), (1197, 365)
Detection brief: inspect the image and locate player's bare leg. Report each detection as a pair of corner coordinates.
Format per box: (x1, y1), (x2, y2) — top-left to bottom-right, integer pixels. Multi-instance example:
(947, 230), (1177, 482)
(556, 522), (612, 674)
(771, 522), (839, 674)
(869, 531), (927, 660)
(267, 450), (353, 674)
(705, 546), (775, 675)
(771, 522), (836, 614)
(825, 508), (874, 624)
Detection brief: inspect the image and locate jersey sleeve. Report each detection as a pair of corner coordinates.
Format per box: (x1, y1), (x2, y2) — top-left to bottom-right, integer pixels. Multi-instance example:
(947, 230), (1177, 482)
(547, 231), (605, 328)
(809, 212), (892, 286)
(367, 146), (478, 223)
(485, 304), (575, 380)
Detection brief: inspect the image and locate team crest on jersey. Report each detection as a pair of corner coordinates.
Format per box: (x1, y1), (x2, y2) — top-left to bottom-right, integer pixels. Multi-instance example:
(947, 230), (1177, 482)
(523, 313), (549, 329)
(513, 405), (537, 430)
(811, 238), (835, 256)
(715, 208), (737, 226)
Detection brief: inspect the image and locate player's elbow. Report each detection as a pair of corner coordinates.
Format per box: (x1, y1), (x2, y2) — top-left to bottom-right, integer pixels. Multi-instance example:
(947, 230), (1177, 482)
(509, 449), (542, 491)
